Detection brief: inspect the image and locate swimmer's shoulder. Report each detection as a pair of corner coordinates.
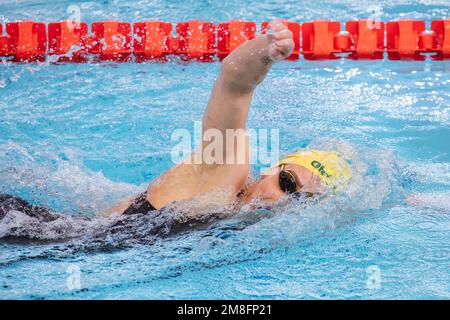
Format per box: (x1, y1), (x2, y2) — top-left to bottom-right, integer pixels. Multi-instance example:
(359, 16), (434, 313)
(147, 159), (249, 210)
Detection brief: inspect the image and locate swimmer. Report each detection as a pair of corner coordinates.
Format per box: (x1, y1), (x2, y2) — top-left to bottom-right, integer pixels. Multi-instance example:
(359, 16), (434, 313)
(0, 20), (352, 229)
(107, 20), (352, 217)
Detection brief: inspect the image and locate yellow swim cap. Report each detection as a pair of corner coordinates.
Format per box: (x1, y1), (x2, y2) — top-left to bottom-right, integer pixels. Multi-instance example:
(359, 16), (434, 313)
(267, 149), (352, 190)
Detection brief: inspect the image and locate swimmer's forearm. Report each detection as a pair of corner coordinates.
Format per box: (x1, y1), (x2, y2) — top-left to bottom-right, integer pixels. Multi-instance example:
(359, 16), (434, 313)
(220, 35), (274, 94)
(201, 21), (293, 133)
(220, 21), (294, 94)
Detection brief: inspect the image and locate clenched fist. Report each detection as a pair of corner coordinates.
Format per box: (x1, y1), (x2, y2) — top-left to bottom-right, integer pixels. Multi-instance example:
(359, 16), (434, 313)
(266, 20), (295, 62)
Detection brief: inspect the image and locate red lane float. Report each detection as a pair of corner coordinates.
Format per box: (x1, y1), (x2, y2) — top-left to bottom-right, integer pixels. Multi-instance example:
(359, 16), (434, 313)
(431, 19), (450, 60)
(0, 24), (6, 56)
(418, 30), (438, 56)
(0, 21), (46, 62)
(301, 20), (345, 60)
(174, 21), (216, 61)
(346, 19), (385, 59)
(84, 21), (132, 61)
(133, 21), (172, 61)
(387, 20), (426, 60)
(1, 19), (450, 62)
(48, 21), (88, 62)
(218, 20), (256, 60)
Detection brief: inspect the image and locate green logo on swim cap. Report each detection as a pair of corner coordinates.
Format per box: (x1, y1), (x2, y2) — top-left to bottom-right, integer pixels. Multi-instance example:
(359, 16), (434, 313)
(311, 160), (332, 178)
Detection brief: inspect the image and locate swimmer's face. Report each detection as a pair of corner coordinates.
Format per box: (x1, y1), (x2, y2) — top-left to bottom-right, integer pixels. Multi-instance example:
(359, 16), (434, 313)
(243, 164), (324, 205)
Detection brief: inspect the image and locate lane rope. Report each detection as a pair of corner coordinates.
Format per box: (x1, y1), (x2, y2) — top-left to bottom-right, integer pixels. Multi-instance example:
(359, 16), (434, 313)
(0, 19), (449, 62)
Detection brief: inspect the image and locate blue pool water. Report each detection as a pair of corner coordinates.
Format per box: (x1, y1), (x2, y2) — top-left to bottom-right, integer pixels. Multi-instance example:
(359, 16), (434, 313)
(1, 0), (450, 299)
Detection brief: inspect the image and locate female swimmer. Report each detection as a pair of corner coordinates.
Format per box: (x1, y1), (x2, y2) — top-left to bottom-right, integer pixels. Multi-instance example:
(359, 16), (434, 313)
(1, 20), (351, 228)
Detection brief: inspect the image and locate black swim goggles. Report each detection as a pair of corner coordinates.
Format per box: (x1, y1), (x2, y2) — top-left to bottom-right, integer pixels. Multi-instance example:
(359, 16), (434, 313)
(278, 164), (314, 198)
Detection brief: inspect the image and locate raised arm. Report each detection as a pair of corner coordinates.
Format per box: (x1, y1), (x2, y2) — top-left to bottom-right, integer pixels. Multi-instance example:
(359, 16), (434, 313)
(202, 20), (294, 133)
(107, 21), (294, 214)
(138, 21), (294, 211)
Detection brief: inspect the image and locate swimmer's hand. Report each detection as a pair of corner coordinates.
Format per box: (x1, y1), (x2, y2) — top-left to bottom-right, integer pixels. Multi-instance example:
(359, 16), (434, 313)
(218, 19), (294, 95)
(266, 20), (295, 62)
